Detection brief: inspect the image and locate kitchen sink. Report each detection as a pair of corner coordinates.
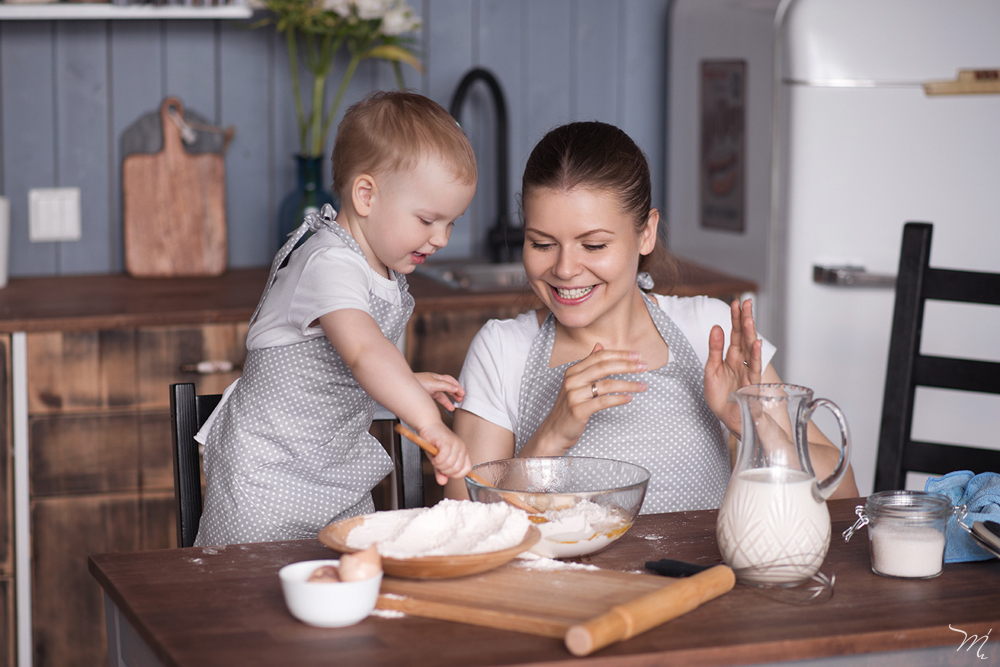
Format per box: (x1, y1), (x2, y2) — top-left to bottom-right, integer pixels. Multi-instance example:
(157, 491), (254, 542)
(416, 260), (527, 291)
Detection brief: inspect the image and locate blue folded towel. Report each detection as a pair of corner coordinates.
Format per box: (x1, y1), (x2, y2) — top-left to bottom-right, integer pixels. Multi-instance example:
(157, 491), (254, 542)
(925, 470), (1000, 563)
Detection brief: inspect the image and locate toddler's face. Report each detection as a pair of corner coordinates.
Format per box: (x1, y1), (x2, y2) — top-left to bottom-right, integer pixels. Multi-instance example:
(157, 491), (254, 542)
(364, 154), (476, 275)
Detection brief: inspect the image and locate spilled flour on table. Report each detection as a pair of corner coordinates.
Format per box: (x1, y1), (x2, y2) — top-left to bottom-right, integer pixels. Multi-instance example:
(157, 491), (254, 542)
(514, 552), (600, 571)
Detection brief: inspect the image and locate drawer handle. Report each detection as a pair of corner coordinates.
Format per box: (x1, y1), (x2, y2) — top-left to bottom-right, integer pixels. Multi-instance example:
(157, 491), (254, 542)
(180, 360), (240, 374)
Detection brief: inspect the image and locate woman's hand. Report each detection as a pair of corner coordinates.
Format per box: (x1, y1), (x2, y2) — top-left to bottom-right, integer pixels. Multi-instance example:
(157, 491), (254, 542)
(418, 421), (472, 486)
(520, 343), (648, 457)
(415, 372), (465, 411)
(705, 299), (763, 435)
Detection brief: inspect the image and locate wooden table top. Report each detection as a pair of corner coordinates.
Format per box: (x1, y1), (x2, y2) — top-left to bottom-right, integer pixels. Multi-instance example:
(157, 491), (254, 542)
(0, 256), (756, 332)
(88, 498), (1000, 667)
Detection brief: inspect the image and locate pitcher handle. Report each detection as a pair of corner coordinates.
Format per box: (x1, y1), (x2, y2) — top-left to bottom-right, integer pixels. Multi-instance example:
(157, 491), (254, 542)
(800, 398), (852, 501)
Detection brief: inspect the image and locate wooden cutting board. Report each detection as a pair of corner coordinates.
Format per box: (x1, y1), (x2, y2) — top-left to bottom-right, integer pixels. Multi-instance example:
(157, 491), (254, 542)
(123, 97), (227, 277)
(376, 563), (673, 638)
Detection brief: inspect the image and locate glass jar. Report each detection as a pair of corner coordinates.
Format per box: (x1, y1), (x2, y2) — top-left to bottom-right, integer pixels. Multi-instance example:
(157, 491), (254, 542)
(843, 490), (953, 578)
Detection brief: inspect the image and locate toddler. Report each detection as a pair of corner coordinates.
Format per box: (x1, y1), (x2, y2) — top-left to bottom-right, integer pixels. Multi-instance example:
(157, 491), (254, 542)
(195, 91), (476, 546)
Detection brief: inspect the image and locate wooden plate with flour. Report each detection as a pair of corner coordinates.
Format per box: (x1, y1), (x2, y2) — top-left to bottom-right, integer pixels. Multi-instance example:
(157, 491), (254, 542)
(318, 514), (540, 580)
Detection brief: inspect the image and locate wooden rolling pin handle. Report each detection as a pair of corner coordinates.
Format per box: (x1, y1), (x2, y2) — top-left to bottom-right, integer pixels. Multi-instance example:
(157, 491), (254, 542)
(564, 564), (736, 657)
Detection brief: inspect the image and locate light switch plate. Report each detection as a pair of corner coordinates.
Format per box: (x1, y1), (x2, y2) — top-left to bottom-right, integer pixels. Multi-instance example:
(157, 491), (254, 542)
(29, 187), (81, 242)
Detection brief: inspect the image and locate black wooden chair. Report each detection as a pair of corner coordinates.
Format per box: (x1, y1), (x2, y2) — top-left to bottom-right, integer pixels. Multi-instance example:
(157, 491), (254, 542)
(873, 222), (1000, 491)
(169, 382), (424, 548)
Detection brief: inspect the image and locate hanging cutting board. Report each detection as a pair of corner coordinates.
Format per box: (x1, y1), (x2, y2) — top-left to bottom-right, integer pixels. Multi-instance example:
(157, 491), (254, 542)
(123, 97), (227, 277)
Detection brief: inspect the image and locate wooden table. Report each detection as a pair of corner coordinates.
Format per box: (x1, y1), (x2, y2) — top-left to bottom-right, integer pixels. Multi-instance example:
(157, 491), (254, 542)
(89, 498), (1000, 666)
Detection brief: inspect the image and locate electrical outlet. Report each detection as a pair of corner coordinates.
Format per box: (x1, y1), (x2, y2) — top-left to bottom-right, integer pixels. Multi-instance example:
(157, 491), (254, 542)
(29, 187), (81, 242)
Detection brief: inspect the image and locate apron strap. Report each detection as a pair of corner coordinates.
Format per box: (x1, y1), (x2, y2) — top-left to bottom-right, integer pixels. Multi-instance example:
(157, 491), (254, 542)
(249, 204), (338, 327)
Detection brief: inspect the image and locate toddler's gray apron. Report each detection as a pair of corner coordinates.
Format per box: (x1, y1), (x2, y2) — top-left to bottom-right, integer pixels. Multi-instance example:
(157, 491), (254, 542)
(515, 293), (730, 514)
(195, 206), (411, 546)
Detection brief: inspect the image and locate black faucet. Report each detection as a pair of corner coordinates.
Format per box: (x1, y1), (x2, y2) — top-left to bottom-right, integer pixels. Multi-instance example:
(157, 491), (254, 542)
(449, 68), (523, 263)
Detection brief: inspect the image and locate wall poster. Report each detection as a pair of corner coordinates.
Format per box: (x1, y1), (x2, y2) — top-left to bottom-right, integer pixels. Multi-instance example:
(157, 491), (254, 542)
(700, 60), (746, 232)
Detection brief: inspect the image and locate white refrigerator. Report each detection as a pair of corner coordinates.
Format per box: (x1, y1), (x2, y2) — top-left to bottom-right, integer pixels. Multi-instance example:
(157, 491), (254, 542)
(667, 0), (1000, 494)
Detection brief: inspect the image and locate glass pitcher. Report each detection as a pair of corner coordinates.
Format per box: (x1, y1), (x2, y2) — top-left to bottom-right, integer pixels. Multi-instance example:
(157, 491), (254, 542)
(716, 384), (852, 586)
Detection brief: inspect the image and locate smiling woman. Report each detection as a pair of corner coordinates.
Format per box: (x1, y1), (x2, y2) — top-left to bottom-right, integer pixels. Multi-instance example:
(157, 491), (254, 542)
(445, 121), (857, 513)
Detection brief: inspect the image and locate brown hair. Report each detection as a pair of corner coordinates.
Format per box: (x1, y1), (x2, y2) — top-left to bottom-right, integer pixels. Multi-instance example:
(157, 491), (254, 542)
(521, 121), (674, 288)
(332, 90), (477, 197)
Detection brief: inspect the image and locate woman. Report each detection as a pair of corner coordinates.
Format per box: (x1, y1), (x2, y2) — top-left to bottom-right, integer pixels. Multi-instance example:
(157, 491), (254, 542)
(445, 121), (857, 512)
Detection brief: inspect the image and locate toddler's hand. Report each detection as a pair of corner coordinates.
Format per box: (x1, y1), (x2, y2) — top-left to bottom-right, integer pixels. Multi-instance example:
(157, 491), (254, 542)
(418, 422), (472, 486)
(415, 372), (466, 411)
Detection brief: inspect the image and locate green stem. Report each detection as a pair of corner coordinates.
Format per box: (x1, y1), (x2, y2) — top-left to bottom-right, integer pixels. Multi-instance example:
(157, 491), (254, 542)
(286, 29), (307, 154)
(308, 61), (327, 157)
(392, 61), (404, 90)
(319, 51), (361, 154)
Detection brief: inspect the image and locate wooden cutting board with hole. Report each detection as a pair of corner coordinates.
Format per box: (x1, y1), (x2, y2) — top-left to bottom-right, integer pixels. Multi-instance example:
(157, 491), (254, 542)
(123, 97), (227, 277)
(376, 562), (671, 637)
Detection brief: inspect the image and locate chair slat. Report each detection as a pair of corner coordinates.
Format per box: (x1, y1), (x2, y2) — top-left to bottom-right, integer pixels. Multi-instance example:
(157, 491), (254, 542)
(913, 356), (1000, 394)
(925, 268), (1000, 306)
(902, 440), (1000, 477)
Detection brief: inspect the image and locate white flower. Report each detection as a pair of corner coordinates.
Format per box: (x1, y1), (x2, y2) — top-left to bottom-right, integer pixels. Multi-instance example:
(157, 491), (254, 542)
(321, 0), (352, 15)
(354, 0), (395, 20)
(380, 3), (420, 35)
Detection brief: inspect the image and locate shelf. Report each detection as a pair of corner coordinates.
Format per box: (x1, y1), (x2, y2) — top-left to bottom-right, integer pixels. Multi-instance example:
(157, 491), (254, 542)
(0, 3), (253, 20)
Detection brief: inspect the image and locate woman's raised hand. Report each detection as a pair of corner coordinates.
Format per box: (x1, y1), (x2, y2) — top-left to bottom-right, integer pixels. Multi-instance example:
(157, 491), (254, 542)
(705, 299), (762, 435)
(522, 343), (648, 456)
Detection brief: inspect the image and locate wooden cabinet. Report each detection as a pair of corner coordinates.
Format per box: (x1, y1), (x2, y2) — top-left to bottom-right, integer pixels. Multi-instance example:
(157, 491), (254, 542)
(25, 323), (245, 667)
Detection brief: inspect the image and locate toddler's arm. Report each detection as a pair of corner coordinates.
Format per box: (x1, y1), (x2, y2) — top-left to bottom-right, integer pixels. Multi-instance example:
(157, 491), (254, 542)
(319, 308), (471, 484)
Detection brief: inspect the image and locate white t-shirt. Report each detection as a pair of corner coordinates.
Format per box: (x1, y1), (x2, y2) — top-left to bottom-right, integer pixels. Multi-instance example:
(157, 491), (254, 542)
(246, 225), (402, 350)
(456, 293), (777, 435)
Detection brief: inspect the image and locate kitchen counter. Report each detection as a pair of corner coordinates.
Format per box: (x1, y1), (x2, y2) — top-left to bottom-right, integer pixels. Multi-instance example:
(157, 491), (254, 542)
(0, 256), (756, 332)
(89, 498), (1000, 666)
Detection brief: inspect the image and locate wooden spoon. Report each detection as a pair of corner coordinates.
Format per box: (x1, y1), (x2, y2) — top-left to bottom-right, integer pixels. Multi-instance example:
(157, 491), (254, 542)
(393, 424), (543, 516)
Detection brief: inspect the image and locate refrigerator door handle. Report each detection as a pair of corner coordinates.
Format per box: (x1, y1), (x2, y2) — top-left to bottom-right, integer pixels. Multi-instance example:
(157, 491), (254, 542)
(812, 265), (896, 288)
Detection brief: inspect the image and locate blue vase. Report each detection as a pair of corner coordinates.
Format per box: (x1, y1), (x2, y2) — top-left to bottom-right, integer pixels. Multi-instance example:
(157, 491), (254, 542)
(277, 154), (339, 251)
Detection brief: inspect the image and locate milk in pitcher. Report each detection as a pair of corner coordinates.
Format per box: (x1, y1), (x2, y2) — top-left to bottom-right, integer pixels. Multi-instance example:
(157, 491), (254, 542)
(716, 468), (831, 586)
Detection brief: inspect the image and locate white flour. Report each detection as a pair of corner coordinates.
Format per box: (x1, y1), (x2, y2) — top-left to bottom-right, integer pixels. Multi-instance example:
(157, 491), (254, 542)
(346, 499), (531, 559)
(530, 499), (629, 559)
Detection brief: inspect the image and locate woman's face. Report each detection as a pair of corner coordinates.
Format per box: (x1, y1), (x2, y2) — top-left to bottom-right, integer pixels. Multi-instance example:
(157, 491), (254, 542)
(522, 187), (657, 331)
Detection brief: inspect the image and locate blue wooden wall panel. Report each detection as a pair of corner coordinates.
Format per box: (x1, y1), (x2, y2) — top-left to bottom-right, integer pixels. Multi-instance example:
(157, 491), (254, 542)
(109, 20), (164, 274)
(55, 20), (111, 274)
(164, 20), (217, 121)
(1, 21), (58, 276)
(622, 0), (668, 212)
(220, 19), (273, 268)
(574, 0), (619, 125)
(524, 0), (572, 156)
(0, 1), (670, 278)
(473, 0), (522, 249)
(424, 0), (473, 259)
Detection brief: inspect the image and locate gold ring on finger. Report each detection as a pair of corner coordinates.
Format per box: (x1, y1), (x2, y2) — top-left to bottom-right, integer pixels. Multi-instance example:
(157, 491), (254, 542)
(591, 382), (599, 399)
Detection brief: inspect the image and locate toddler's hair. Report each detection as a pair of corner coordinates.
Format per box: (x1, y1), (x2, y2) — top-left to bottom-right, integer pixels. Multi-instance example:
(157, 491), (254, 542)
(332, 91), (477, 196)
(521, 120), (673, 282)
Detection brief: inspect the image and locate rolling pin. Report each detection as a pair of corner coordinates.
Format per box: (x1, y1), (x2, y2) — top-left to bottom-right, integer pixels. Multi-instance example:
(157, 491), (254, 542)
(564, 564), (736, 657)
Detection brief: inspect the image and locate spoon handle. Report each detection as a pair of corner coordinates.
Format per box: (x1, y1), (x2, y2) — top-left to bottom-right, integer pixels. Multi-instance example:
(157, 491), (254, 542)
(393, 424), (542, 515)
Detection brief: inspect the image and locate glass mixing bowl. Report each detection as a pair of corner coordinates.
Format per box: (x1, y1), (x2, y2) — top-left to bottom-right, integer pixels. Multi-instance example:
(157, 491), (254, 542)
(465, 456), (650, 558)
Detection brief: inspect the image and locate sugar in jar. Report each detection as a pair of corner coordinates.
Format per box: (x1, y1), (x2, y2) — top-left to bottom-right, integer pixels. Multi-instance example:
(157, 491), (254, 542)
(843, 490), (953, 578)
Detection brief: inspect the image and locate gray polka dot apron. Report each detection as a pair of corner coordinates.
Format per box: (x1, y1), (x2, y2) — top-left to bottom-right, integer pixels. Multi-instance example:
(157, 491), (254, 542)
(195, 205), (411, 546)
(515, 292), (730, 514)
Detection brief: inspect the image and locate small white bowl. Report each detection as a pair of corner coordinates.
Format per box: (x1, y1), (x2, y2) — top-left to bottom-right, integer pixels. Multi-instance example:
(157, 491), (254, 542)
(278, 559), (382, 627)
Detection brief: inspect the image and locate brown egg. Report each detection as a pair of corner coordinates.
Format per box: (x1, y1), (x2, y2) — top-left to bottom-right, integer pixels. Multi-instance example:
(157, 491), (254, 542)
(306, 565), (341, 583)
(338, 546), (382, 582)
